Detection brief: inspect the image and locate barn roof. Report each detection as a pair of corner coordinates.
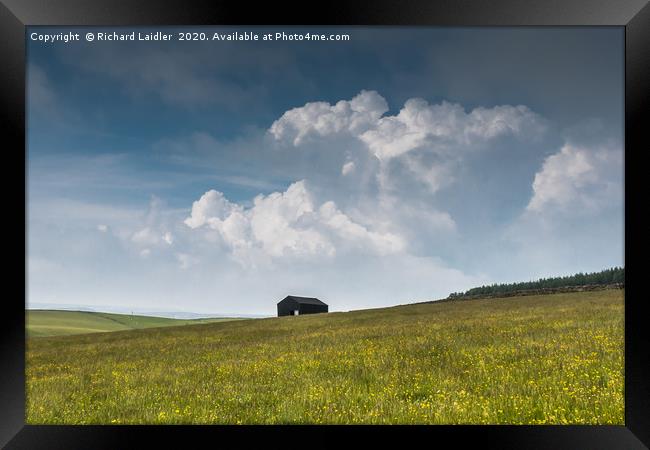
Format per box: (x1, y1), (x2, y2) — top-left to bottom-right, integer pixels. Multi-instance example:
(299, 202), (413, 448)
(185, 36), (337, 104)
(280, 295), (327, 306)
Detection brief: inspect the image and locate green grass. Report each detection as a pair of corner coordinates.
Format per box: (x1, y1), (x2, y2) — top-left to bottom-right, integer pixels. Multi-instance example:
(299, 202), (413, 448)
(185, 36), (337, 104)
(26, 290), (624, 424)
(26, 310), (242, 337)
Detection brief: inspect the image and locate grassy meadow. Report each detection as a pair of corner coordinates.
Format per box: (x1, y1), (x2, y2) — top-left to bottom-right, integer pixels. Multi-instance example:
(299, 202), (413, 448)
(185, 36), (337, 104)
(26, 310), (242, 337)
(26, 290), (624, 424)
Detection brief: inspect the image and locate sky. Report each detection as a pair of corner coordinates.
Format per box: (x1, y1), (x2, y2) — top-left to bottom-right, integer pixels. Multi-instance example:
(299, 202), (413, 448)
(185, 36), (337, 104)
(27, 27), (624, 315)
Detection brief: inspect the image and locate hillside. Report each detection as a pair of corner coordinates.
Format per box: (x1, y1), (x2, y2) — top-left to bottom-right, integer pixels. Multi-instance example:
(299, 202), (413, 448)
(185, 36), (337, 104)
(26, 310), (243, 337)
(26, 290), (623, 425)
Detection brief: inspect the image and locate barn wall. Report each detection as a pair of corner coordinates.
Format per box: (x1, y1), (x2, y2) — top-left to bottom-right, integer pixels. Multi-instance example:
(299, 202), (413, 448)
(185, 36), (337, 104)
(277, 299), (298, 316)
(298, 304), (328, 315)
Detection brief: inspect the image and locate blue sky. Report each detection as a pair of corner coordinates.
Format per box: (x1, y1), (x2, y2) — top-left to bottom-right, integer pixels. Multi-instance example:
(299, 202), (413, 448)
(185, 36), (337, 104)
(27, 27), (624, 315)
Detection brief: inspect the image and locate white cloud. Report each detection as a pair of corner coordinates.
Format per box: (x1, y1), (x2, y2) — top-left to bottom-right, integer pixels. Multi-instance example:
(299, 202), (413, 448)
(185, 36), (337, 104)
(97, 224), (108, 232)
(527, 144), (622, 214)
(184, 189), (239, 229)
(185, 183), (326, 264)
(184, 180), (405, 266)
(271, 92), (545, 159)
(269, 90), (388, 146)
(247, 181), (334, 259)
(360, 100), (545, 161)
(341, 161), (356, 176)
(270, 91), (547, 194)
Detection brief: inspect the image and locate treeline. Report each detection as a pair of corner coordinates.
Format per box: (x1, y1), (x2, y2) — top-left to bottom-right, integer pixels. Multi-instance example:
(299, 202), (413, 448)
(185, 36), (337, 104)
(448, 267), (624, 299)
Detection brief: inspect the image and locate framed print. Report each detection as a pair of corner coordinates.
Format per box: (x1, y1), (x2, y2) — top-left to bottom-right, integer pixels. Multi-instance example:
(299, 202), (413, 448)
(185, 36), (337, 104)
(1, 0), (648, 448)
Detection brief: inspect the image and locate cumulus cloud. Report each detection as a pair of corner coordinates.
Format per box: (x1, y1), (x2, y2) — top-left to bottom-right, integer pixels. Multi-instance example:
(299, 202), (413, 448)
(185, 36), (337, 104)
(184, 180), (405, 266)
(269, 91), (547, 194)
(269, 90), (388, 146)
(360, 100), (545, 161)
(97, 224), (108, 232)
(184, 190), (238, 229)
(246, 181), (335, 259)
(271, 91), (545, 158)
(526, 144), (622, 214)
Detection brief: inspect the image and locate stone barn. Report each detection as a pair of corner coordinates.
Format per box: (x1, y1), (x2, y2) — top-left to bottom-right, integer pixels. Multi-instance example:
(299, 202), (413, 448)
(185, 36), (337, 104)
(277, 296), (328, 317)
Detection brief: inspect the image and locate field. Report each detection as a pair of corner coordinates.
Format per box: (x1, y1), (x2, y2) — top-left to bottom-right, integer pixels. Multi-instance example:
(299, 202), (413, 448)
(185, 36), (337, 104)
(26, 290), (624, 424)
(26, 310), (242, 337)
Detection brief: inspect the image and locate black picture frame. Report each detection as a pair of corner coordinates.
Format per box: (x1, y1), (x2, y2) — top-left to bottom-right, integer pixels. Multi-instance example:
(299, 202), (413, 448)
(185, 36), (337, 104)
(2, 0), (648, 448)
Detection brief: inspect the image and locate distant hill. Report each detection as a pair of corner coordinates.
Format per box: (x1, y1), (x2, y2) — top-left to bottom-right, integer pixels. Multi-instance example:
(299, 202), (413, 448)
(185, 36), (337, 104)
(26, 310), (245, 337)
(27, 303), (268, 319)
